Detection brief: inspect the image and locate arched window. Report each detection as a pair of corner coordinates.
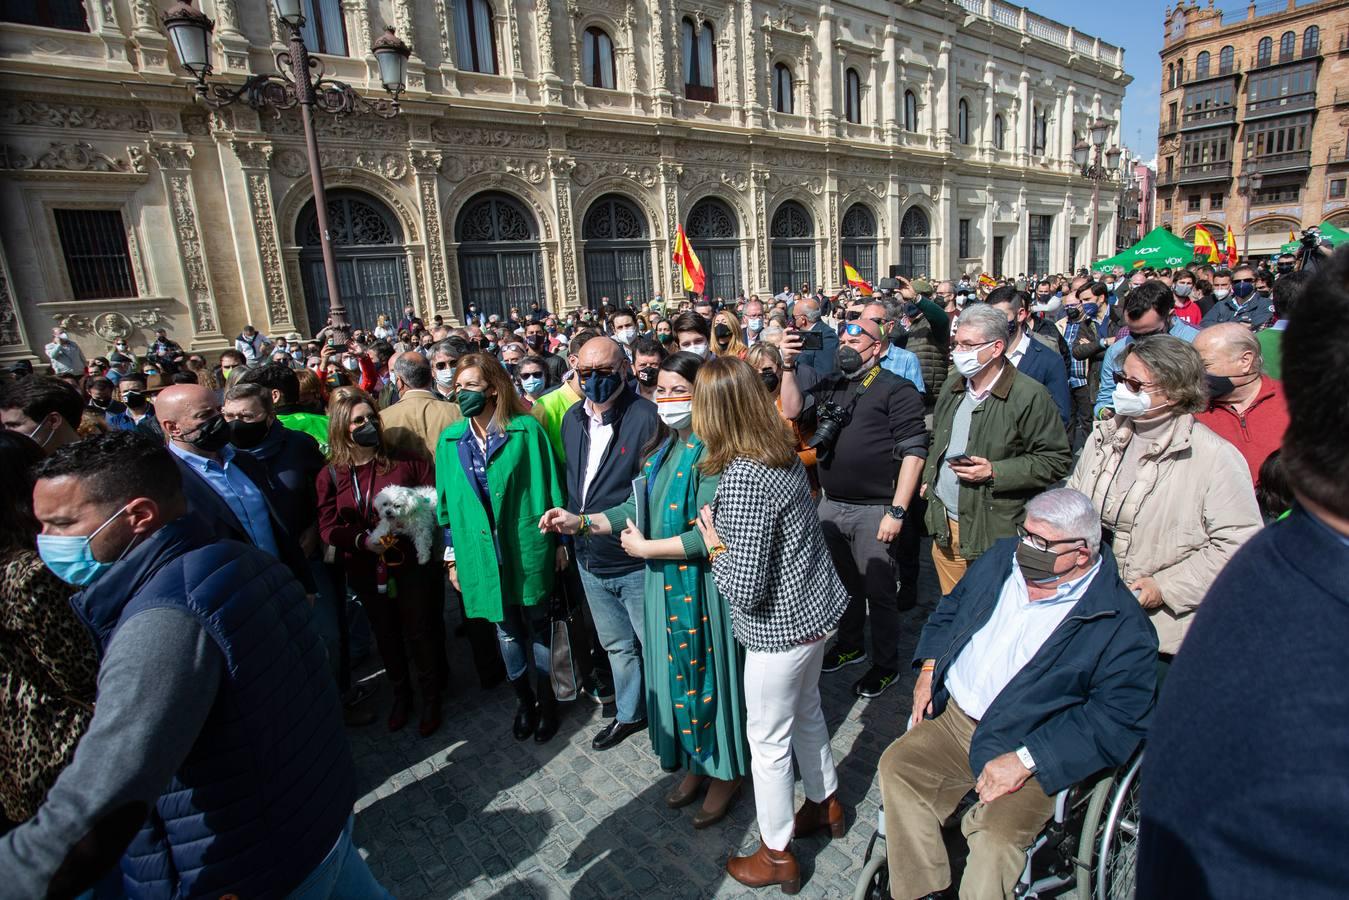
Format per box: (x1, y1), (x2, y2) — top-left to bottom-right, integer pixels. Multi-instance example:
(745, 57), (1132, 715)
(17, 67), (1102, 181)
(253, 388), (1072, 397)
(1279, 30), (1295, 62)
(456, 192), (545, 317)
(773, 62), (793, 114)
(903, 90), (918, 131)
(1195, 50), (1210, 79)
(1304, 25), (1320, 56)
(1167, 63), (1174, 90)
(298, 191), (407, 333)
(1257, 36), (1272, 67)
(681, 17), (717, 102)
(957, 98), (970, 144)
(582, 194), (650, 307)
(582, 26), (616, 89)
(898, 207), (930, 278)
(841, 204), (878, 285)
(770, 201), (815, 291)
(685, 198), (741, 298)
(993, 114), (1005, 150)
(454, 0), (497, 74)
(845, 68), (862, 124)
(1219, 45), (1234, 74)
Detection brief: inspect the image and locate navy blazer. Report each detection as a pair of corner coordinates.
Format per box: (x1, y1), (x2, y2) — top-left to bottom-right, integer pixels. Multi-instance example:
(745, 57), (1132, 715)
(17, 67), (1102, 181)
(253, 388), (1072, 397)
(914, 539), (1157, 794)
(1015, 336), (1073, 428)
(172, 451), (316, 592)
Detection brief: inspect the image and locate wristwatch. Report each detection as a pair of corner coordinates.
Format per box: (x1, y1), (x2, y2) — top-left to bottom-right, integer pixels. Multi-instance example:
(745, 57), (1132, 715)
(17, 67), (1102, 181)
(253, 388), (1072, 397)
(886, 505), (907, 521)
(1016, 746), (1037, 773)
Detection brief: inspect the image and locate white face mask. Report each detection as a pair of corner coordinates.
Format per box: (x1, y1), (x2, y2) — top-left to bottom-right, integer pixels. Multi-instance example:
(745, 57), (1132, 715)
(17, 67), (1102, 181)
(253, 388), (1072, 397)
(1110, 383), (1154, 418)
(683, 342), (708, 358)
(434, 367), (456, 386)
(656, 398), (693, 429)
(615, 327), (636, 345)
(1211, 288), (1231, 301)
(342, 358), (359, 371)
(747, 317), (763, 332)
(952, 342), (993, 378)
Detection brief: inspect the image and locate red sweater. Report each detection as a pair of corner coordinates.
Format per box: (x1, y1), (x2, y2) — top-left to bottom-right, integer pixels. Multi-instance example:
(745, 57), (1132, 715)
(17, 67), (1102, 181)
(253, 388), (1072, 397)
(315, 454), (434, 579)
(1195, 377), (1289, 485)
(1172, 299), (1203, 327)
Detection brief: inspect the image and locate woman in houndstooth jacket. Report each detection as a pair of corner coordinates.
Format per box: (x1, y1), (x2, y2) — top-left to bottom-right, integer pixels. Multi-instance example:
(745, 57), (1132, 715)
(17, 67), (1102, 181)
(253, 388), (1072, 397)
(692, 356), (850, 895)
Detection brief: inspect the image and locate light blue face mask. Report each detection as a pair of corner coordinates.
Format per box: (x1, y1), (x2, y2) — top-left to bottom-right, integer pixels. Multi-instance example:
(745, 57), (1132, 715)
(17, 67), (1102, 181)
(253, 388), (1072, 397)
(520, 376), (545, 395)
(37, 502), (134, 587)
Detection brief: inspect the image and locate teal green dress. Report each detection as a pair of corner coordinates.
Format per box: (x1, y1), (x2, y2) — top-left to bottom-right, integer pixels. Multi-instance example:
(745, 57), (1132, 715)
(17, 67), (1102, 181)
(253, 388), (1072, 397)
(604, 437), (750, 779)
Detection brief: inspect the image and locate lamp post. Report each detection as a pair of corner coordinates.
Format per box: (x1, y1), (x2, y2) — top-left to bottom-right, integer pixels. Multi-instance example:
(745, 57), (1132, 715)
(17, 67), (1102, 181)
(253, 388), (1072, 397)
(1073, 118), (1122, 271)
(162, 0), (411, 345)
(1238, 171), (1264, 264)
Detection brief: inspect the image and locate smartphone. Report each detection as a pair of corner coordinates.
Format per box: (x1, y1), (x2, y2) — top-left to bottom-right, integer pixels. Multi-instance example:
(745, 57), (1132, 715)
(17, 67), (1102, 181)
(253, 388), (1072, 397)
(946, 454), (973, 466)
(798, 331), (824, 351)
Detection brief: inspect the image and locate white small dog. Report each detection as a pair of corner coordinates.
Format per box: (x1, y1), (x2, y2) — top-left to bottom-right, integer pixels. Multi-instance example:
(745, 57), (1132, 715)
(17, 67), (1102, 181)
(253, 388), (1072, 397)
(369, 485), (439, 565)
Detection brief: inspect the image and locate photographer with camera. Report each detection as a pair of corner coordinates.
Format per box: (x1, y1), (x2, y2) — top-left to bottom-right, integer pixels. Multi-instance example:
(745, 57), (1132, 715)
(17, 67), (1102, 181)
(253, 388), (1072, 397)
(781, 305), (929, 698)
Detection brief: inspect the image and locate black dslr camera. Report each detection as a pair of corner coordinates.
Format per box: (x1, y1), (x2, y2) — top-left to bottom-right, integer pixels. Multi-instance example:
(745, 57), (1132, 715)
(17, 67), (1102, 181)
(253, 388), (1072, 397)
(806, 401), (851, 463)
(1299, 226), (1321, 249)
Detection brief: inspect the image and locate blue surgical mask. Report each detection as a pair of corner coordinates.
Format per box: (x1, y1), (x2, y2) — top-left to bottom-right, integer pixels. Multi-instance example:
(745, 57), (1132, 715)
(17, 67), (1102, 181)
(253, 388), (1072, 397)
(520, 375), (545, 395)
(582, 370), (623, 404)
(37, 502), (135, 586)
(1083, 303), (1100, 319)
(1232, 281), (1256, 300)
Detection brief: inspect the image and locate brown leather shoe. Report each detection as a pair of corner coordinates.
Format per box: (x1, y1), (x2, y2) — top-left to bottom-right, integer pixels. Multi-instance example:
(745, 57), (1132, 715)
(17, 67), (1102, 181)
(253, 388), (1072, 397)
(794, 792), (846, 839)
(665, 773), (707, 809)
(692, 777), (742, 829)
(725, 840), (800, 894)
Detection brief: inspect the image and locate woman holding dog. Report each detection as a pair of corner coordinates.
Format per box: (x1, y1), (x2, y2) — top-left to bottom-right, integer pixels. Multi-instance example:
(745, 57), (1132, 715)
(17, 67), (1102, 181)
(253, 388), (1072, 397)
(316, 389), (447, 736)
(434, 353), (567, 743)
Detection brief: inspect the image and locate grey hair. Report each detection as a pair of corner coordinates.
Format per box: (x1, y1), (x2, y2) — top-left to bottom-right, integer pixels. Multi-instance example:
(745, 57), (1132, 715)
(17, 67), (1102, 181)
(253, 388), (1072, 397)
(391, 352), (432, 389)
(1024, 488), (1101, 555)
(956, 302), (1010, 345)
(1122, 335), (1209, 414)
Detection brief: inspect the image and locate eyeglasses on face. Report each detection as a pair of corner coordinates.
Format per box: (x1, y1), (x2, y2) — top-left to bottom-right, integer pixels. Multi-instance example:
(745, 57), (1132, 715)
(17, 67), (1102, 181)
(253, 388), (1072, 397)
(1017, 524), (1086, 553)
(951, 339), (995, 352)
(574, 366), (618, 378)
(1111, 371), (1157, 393)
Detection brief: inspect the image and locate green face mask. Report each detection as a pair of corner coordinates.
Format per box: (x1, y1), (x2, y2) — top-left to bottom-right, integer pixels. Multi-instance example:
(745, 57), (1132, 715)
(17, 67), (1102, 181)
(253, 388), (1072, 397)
(457, 388), (488, 418)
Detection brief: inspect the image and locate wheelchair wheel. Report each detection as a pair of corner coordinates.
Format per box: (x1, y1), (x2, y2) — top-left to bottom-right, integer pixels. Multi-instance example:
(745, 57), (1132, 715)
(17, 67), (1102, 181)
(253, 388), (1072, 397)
(1073, 751), (1143, 900)
(853, 832), (890, 900)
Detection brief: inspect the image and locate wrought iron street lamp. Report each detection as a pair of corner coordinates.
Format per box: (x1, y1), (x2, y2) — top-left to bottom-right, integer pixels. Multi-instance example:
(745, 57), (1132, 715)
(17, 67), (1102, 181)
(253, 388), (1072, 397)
(1074, 118), (1121, 271)
(162, 0), (411, 344)
(1238, 172), (1264, 264)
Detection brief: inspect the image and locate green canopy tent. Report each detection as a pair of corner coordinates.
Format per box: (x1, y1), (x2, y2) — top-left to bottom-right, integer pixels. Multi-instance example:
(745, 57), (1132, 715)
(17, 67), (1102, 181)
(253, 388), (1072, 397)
(1280, 221), (1349, 254)
(1092, 227), (1196, 272)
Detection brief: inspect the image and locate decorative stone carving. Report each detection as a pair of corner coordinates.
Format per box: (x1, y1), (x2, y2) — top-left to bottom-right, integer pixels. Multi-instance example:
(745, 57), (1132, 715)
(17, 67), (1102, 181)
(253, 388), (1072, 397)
(246, 172), (295, 328)
(0, 255), (19, 347)
(551, 157), (578, 298)
(415, 166), (450, 307)
(429, 123), (549, 149)
(675, 140), (750, 164)
(572, 160), (657, 188)
(567, 133), (658, 157)
(720, 171), (749, 192)
(751, 170), (770, 291)
(274, 148), (309, 178)
(230, 140), (273, 171)
(150, 141), (195, 171)
(53, 309), (163, 343)
(264, 111), (409, 143)
(166, 171), (217, 334)
(764, 172), (824, 195)
(537, 0), (558, 76)
(440, 156), (466, 182)
(0, 99), (150, 132)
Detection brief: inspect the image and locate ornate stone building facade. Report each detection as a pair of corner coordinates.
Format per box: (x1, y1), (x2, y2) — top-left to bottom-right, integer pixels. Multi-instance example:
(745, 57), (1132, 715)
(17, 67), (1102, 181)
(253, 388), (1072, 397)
(0, 0), (1126, 358)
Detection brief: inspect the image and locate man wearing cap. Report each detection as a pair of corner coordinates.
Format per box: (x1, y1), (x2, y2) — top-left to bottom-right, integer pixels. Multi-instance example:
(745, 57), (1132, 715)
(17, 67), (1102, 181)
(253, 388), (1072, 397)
(148, 327), (182, 365)
(106, 352), (134, 387)
(45, 327), (86, 376)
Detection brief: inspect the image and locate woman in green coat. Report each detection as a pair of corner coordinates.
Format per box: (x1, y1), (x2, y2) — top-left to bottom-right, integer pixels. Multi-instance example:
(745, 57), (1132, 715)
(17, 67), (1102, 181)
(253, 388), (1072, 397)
(435, 352), (566, 743)
(541, 352), (750, 828)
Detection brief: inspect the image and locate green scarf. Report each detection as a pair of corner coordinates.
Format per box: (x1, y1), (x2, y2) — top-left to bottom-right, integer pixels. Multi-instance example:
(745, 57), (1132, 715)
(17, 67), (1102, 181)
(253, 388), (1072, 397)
(647, 436), (717, 762)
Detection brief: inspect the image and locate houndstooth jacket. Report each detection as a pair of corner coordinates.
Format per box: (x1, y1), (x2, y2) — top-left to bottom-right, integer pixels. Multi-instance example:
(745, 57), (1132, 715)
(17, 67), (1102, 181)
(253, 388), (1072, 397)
(709, 457), (849, 653)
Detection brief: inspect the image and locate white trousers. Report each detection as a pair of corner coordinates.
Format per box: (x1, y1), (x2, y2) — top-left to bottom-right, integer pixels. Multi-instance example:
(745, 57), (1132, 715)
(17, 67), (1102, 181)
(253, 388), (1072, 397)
(743, 637), (839, 851)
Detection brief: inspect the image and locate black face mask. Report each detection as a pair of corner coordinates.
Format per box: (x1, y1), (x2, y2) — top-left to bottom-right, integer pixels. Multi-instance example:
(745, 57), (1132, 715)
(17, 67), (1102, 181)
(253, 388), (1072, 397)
(838, 346), (868, 378)
(1016, 541), (1076, 583)
(713, 324), (732, 340)
(1205, 371), (1258, 400)
(1065, 307), (1083, 322)
(185, 414), (231, 452)
(636, 366), (659, 386)
(1276, 263), (1294, 275)
(526, 334), (545, 349)
(229, 418), (270, 450)
(89, 397), (109, 410)
(760, 371), (781, 392)
(123, 391), (147, 409)
(351, 420), (381, 448)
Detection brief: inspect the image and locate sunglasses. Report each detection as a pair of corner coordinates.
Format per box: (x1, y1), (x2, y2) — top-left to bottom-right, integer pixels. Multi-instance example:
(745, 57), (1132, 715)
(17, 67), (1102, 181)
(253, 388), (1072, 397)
(844, 311), (883, 322)
(433, 361), (455, 370)
(842, 323), (876, 337)
(1112, 371), (1158, 393)
(574, 367), (618, 378)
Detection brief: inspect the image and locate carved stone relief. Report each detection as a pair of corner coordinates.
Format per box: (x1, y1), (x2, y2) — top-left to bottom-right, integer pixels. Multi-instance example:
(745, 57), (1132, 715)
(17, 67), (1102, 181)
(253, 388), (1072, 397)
(0, 141), (132, 174)
(566, 133), (658, 157)
(0, 99), (150, 132)
(429, 123), (549, 149)
(52, 308), (164, 342)
(412, 151), (451, 307)
(572, 160), (657, 188)
(0, 253), (20, 347)
(264, 111), (409, 143)
(551, 156), (578, 299)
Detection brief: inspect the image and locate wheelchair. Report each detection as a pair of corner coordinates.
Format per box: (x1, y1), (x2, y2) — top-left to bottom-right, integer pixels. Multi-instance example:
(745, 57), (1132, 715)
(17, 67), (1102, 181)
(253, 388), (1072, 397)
(854, 748), (1143, 900)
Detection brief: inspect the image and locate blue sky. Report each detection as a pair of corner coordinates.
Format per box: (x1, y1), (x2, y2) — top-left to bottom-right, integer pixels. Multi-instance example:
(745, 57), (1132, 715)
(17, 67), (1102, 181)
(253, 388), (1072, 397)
(1024, 0), (1166, 164)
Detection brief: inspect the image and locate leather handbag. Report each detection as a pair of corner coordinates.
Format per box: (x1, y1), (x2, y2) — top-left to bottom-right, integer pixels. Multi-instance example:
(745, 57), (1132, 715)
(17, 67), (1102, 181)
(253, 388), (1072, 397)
(549, 579), (580, 702)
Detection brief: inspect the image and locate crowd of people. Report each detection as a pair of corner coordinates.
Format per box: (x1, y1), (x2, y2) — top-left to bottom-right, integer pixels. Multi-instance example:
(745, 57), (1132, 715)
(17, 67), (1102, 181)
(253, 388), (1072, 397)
(1, 246), (1345, 899)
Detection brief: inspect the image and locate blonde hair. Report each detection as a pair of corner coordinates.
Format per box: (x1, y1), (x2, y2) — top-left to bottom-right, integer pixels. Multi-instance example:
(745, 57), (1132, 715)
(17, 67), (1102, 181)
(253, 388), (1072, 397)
(327, 388), (391, 472)
(712, 309), (748, 358)
(455, 352), (529, 431)
(694, 356), (796, 474)
(744, 342), (783, 372)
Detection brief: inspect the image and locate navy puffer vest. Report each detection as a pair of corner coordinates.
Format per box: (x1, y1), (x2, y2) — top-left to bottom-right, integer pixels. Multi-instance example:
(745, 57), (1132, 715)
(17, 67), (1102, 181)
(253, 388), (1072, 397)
(73, 513), (354, 899)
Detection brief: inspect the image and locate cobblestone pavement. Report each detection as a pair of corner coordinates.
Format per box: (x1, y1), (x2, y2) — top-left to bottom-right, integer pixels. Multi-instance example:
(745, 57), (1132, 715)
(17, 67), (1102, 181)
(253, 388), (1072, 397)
(348, 548), (941, 899)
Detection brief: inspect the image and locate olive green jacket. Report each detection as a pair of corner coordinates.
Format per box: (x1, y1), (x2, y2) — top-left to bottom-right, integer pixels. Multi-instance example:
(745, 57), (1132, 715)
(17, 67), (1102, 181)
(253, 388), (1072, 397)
(921, 362), (1072, 562)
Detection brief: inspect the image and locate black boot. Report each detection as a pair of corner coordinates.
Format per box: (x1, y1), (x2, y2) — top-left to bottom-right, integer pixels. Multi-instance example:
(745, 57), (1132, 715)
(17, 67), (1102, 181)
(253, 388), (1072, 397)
(534, 673), (559, 744)
(510, 676), (537, 740)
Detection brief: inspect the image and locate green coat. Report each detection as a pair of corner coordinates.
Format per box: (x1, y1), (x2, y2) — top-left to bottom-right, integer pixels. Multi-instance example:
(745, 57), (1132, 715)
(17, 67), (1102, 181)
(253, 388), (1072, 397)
(435, 414), (563, 622)
(921, 362), (1072, 562)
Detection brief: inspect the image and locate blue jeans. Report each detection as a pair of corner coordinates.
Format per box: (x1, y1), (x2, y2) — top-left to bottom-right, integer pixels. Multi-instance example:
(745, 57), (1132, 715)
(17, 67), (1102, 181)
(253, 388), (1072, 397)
(578, 566), (646, 724)
(286, 815), (391, 899)
(496, 603), (552, 681)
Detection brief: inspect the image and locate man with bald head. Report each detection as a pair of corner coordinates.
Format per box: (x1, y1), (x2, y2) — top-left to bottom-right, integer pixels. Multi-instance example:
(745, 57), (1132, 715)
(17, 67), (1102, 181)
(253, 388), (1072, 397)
(792, 295), (840, 379)
(560, 336), (660, 750)
(782, 305), (930, 698)
(1195, 323), (1290, 485)
(158, 383), (314, 592)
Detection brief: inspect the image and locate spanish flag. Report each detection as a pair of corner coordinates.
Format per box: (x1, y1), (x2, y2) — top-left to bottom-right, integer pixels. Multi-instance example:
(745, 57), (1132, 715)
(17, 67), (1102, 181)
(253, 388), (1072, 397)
(672, 225), (706, 296)
(843, 260), (873, 296)
(1193, 226), (1220, 263)
(978, 272), (998, 289)
(1224, 226), (1239, 267)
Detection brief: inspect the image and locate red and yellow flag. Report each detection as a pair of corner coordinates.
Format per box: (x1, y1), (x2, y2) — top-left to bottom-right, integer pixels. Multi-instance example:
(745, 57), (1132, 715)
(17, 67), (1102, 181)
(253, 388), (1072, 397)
(1224, 226), (1239, 267)
(672, 224), (705, 296)
(1193, 226), (1220, 263)
(978, 272), (998, 289)
(843, 260), (873, 296)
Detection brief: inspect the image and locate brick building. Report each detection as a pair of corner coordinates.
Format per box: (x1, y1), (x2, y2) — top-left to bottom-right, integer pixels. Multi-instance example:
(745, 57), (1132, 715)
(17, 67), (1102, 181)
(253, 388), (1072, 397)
(1157, 0), (1349, 259)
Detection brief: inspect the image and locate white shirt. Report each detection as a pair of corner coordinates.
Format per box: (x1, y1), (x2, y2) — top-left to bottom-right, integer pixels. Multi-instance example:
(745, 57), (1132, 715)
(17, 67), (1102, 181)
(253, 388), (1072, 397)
(1007, 331), (1032, 369)
(580, 398), (614, 508)
(945, 555), (1103, 721)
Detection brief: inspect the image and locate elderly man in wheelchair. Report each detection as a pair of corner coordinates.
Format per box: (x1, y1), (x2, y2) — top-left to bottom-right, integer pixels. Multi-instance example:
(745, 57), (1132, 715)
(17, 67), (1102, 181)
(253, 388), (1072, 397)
(878, 489), (1156, 900)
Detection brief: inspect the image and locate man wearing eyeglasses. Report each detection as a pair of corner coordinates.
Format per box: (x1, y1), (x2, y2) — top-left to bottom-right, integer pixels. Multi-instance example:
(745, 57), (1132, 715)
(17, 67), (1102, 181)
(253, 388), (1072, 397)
(1201, 264), (1274, 330)
(1093, 280), (1201, 417)
(879, 488), (1155, 900)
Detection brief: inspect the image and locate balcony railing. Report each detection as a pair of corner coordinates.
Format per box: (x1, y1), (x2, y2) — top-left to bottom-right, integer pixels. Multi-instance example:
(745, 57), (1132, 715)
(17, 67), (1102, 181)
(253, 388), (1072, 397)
(1245, 91), (1317, 119)
(1244, 150), (1313, 175)
(1181, 105), (1237, 130)
(1252, 187), (1303, 206)
(1159, 118), (1179, 137)
(953, 0), (1123, 67)
(1177, 161), (1233, 184)
(1183, 62), (1241, 85)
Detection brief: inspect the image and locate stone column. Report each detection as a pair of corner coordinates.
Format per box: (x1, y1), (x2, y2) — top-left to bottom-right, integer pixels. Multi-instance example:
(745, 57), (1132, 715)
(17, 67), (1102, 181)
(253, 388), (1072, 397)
(211, 0), (251, 72)
(744, 0), (764, 128)
(982, 59), (996, 157)
(0, 238), (30, 358)
(982, 183), (996, 275)
(868, 52), (881, 142)
(566, 1), (585, 105)
(391, 0), (426, 90)
(936, 40), (953, 151)
(549, 156), (579, 309)
(659, 161), (682, 295)
(1017, 70), (1031, 163)
(535, 0), (562, 103)
(817, 8), (836, 135)
(411, 149), (452, 319)
(751, 169), (771, 292)
(231, 140), (299, 334)
(342, 0), (372, 59)
(939, 181), (956, 277)
(650, 0), (673, 116)
(1063, 85), (1077, 164)
(882, 25), (899, 142)
(152, 142), (227, 345)
(435, 0), (459, 94)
